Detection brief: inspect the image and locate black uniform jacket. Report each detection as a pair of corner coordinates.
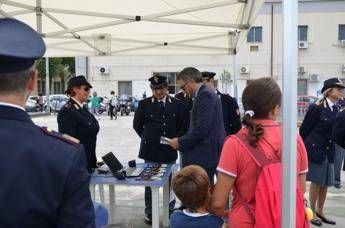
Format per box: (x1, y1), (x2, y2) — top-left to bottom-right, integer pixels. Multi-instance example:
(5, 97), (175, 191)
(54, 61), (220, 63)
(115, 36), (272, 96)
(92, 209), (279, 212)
(300, 99), (337, 164)
(217, 90), (241, 135)
(175, 91), (193, 135)
(0, 105), (94, 227)
(133, 95), (186, 163)
(333, 109), (345, 170)
(58, 98), (99, 172)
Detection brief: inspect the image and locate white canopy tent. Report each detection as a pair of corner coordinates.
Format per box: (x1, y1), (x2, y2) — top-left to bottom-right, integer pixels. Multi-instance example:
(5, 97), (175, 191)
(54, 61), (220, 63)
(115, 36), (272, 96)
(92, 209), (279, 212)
(0, 0), (264, 56)
(0, 1), (299, 228)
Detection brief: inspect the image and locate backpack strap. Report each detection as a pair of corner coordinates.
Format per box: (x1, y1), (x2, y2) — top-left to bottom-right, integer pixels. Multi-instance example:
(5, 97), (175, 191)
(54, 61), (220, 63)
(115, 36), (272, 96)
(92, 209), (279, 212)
(232, 132), (278, 224)
(233, 133), (272, 167)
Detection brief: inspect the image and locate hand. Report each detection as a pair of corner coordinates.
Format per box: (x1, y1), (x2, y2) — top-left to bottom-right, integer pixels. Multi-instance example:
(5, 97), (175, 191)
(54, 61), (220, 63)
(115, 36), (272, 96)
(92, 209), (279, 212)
(169, 138), (179, 150)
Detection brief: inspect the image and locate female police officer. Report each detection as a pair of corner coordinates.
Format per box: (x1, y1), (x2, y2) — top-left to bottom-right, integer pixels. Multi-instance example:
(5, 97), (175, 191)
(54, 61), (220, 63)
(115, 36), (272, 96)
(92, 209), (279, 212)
(300, 78), (344, 226)
(58, 76), (100, 173)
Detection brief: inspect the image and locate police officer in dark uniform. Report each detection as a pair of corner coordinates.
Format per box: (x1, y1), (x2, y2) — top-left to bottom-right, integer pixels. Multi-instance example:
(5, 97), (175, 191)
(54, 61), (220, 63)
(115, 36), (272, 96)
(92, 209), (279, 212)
(300, 78), (344, 226)
(0, 18), (94, 227)
(58, 76), (100, 173)
(202, 71), (241, 135)
(332, 97), (345, 188)
(133, 75), (186, 224)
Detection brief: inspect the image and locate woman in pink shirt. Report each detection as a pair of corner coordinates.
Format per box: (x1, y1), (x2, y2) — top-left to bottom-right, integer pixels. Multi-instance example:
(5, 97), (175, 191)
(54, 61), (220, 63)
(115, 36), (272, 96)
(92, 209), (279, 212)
(210, 78), (308, 228)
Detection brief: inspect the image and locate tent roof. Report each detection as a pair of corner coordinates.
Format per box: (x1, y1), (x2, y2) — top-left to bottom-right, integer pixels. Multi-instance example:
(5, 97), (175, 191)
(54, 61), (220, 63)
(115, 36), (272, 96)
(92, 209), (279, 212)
(0, 0), (264, 56)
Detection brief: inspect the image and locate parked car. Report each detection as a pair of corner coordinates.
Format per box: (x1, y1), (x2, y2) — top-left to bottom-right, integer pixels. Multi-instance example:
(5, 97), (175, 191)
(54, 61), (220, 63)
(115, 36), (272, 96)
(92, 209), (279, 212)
(25, 99), (40, 112)
(297, 95), (318, 117)
(45, 94), (69, 112)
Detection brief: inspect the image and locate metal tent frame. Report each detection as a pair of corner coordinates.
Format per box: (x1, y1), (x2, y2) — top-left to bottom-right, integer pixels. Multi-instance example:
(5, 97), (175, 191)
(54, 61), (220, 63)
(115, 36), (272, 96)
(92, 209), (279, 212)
(0, 1), (299, 227)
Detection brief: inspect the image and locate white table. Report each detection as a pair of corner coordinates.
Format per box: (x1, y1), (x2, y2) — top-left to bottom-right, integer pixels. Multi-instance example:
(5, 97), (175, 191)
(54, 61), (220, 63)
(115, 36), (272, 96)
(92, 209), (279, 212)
(90, 163), (174, 228)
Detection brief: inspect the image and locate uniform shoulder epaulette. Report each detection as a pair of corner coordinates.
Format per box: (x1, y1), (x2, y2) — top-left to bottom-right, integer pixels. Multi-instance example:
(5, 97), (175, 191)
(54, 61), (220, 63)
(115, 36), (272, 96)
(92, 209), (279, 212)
(40, 127), (80, 147)
(62, 101), (72, 109)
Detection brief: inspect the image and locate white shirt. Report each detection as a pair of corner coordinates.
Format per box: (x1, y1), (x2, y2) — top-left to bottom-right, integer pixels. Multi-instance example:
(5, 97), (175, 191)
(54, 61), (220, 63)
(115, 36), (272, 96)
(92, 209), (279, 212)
(0, 101), (25, 111)
(326, 97), (335, 111)
(71, 97), (83, 108)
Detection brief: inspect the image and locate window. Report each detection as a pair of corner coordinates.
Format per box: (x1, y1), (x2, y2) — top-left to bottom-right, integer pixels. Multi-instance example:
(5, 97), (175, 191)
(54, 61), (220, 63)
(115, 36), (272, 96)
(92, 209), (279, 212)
(339, 24), (345, 40)
(250, 45), (259, 52)
(247, 26), (262, 43)
(153, 72), (179, 94)
(37, 79), (45, 94)
(298, 25), (308, 41)
(297, 79), (307, 95)
(53, 81), (61, 94)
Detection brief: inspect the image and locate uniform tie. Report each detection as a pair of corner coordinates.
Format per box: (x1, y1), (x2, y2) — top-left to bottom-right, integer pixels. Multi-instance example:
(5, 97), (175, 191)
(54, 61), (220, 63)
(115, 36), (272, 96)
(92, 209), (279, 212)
(332, 105), (338, 113)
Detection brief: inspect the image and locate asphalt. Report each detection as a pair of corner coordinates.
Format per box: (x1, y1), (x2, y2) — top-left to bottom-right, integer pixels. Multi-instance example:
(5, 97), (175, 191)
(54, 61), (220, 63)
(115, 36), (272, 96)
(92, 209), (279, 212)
(31, 113), (345, 228)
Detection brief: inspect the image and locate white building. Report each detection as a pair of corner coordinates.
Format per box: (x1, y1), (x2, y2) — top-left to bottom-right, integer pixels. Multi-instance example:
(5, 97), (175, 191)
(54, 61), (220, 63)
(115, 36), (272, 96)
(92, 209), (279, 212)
(84, 0), (345, 98)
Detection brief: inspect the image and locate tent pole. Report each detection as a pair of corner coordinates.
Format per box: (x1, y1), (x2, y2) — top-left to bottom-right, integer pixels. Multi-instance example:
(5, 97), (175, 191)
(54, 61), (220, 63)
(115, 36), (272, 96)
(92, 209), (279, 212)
(45, 57), (51, 113)
(282, 0), (298, 227)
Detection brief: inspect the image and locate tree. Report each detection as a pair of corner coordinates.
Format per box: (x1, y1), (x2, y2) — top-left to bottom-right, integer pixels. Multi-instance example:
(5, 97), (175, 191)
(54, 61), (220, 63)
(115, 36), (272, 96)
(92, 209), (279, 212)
(35, 57), (75, 94)
(219, 69), (231, 93)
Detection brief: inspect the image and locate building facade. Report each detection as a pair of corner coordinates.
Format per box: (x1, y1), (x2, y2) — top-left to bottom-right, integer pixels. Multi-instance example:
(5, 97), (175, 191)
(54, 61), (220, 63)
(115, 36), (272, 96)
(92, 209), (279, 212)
(86, 0), (345, 98)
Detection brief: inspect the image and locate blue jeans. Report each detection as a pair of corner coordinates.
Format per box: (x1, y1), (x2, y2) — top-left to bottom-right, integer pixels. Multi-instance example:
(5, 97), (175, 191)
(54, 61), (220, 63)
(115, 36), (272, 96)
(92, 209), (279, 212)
(144, 161), (175, 216)
(334, 144), (345, 185)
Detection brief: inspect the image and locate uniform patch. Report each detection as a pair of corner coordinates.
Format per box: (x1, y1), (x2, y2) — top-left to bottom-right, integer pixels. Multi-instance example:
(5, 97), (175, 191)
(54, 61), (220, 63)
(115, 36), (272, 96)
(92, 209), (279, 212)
(73, 104), (80, 110)
(41, 127), (79, 147)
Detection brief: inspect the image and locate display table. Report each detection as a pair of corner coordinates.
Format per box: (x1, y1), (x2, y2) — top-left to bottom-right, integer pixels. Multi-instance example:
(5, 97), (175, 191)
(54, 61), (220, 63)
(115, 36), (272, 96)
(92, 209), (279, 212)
(90, 163), (174, 228)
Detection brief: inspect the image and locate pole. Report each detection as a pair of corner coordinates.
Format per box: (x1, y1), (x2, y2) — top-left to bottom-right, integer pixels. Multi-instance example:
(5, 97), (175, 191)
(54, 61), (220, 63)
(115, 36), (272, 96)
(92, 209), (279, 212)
(232, 51), (238, 100)
(282, 0), (298, 227)
(45, 57), (51, 113)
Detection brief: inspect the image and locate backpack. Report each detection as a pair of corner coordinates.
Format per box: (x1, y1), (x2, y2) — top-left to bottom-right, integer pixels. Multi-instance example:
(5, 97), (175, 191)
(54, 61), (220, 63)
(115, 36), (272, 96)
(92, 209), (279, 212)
(233, 133), (309, 228)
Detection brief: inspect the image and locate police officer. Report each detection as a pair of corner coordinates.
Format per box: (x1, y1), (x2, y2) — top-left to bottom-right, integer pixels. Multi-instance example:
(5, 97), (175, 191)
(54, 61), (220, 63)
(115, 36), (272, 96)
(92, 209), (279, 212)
(332, 97), (345, 188)
(133, 75), (186, 224)
(202, 71), (241, 135)
(300, 78), (344, 226)
(0, 18), (94, 227)
(58, 76), (100, 173)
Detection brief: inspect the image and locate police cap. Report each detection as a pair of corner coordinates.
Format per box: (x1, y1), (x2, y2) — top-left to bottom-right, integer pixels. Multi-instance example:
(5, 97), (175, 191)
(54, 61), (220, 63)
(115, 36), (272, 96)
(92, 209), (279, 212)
(149, 75), (167, 89)
(65, 75), (92, 94)
(0, 18), (46, 73)
(201, 71), (216, 80)
(321, 78), (345, 93)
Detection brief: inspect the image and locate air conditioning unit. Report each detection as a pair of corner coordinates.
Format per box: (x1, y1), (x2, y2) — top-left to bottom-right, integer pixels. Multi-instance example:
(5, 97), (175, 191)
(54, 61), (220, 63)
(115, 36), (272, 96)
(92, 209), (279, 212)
(341, 40), (345, 47)
(298, 41), (308, 49)
(298, 66), (305, 74)
(240, 66), (250, 74)
(309, 74), (320, 82)
(99, 66), (109, 74)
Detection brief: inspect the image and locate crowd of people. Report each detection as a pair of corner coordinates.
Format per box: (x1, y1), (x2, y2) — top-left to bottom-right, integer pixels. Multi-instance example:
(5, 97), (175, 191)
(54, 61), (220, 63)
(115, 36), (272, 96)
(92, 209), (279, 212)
(1, 17), (345, 228)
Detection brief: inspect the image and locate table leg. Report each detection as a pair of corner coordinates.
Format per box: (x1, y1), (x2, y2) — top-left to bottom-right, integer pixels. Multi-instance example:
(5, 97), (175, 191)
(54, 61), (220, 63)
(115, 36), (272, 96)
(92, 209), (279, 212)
(151, 186), (160, 228)
(109, 185), (116, 224)
(162, 180), (169, 227)
(89, 184), (95, 201)
(98, 184), (105, 204)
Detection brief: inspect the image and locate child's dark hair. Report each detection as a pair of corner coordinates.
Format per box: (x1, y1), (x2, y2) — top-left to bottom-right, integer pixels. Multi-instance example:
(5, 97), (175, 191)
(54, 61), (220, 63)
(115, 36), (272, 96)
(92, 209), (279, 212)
(242, 78), (282, 147)
(172, 165), (210, 212)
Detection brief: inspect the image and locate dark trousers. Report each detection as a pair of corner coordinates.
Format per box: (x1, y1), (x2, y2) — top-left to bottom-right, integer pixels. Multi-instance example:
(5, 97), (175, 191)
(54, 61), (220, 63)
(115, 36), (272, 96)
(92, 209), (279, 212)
(204, 166), (216, 185)
(109, 105), (116, 119)
(144, 161), (175, 216)
(334, 144), (345, 185)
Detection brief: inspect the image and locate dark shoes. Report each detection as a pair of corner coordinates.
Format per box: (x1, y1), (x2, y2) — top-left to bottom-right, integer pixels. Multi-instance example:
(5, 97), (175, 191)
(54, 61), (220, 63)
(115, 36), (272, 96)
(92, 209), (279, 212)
(334, 183), (342, 189)
(144, 214), (152, 225)
(316, 212), (336, 225)
(310, 218), (322, 226)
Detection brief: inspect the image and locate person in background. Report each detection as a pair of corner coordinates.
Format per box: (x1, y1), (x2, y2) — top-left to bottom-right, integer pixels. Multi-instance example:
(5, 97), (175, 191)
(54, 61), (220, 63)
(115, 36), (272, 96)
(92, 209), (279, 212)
(38, 93), (44, 112)
(91, 91), (101, 119)
(202, 71), (241, 135)
(58, 76), (100, 173)
(333, 97), (345, 189)
(171, 165), (224, 228)
(211, 78), (308, 228)
(0, 18), (94, 227)
(300, 78), (344, 226)
(169, 67), (226, 184)
(109, 90), (118, 120)
(143, 91), (147, 99)
(133, 75), (186, 225)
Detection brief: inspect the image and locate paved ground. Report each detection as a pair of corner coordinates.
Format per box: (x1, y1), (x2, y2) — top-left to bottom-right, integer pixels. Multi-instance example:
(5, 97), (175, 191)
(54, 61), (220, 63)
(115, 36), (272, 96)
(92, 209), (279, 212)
(32, 113), (345, 228)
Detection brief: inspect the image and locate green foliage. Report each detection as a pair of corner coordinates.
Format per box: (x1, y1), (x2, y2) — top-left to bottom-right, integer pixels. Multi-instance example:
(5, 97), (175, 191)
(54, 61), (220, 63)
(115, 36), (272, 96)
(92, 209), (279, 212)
(219, 69), (231, 93)
(35, 57), (75, 93)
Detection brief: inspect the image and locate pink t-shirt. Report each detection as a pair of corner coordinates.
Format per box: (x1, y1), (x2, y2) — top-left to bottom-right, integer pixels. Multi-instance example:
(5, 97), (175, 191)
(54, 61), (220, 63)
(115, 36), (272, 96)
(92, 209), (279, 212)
(217, 119), (308, 228)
